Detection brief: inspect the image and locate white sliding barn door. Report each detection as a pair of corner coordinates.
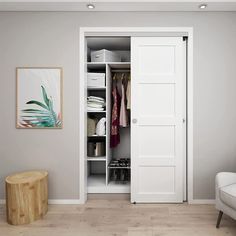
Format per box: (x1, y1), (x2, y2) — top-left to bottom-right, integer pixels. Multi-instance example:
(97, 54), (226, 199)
(131, 37), (185, 203)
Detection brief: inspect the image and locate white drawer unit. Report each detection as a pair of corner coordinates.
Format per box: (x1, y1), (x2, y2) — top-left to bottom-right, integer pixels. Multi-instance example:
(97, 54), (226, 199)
(87, 73), (106, 87)
(91, 49), (121, 62)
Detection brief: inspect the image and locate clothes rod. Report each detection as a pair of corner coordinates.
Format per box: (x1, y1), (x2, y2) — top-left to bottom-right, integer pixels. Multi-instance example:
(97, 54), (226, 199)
(112, 69), (130, 72)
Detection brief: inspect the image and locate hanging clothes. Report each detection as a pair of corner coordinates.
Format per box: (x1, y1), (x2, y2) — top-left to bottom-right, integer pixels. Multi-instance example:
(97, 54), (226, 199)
(119, 74), (129, 127)
(110, 76), (121, 148)
(126, 78), (131, 110)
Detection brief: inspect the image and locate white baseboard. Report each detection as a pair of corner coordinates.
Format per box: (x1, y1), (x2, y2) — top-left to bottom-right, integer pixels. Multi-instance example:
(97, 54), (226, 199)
(0, 198), (215, 205)
(0, 199), (83, 205)
(189, 199), (215, 204)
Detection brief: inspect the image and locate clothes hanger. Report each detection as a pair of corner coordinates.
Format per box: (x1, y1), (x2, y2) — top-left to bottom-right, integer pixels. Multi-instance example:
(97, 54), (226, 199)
(121, 73), (125, 81)
(112, 73), (117, 88)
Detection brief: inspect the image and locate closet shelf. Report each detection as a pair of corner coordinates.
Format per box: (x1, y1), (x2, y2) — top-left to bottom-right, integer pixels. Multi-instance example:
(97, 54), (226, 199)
(87, 62), (106, 70)
(87, 157), (106, 161)
(87, 135), (106, 138)
(108, 166), (130, 169)
(87, 62), (130, 70)
(108, 62), (130, 69)
(87, 62), (106, 65)
(107, 181), (130, 193)
(88, 174), (106, 186)
(87, 87), (106, 90)
(87, 111), (106, 113)
(109, 181), (130, 186)
(88, 175), (130, 194)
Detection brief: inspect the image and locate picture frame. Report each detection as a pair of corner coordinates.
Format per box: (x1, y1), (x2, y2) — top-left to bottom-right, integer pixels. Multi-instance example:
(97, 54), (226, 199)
(16, 67), (63, 129)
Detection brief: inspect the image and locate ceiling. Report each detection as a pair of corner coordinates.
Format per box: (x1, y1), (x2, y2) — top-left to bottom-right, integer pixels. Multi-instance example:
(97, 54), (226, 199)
(0, 0), (236, 12)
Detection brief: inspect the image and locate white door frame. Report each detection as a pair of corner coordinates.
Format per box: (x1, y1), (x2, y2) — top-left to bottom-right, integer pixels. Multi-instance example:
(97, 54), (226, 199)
(79, 27), (193, 204)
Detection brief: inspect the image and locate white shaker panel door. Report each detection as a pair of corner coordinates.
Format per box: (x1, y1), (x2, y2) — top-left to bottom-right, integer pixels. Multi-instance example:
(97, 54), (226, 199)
(131, 37), (185, 203)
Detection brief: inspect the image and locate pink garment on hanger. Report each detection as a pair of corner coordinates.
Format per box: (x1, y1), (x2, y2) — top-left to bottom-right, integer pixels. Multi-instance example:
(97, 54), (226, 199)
(110, 85), (121, 148)
(126, 80), (131, 110)
(119, 82), (128, 127)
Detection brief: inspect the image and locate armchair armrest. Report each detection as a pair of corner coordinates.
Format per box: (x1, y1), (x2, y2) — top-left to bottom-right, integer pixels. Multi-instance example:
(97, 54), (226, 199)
(216, 172), (236, 189)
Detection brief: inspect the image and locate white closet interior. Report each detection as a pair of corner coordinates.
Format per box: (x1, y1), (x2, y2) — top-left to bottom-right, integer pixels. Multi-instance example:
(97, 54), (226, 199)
(86, 37), (131, 194)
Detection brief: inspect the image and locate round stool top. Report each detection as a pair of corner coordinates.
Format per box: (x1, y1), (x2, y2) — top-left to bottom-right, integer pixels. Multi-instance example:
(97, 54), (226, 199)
(5, 171), (48, 184)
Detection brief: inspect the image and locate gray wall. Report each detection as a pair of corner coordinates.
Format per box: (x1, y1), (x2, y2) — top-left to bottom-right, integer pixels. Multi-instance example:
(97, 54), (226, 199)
(0, 12), (236, 200)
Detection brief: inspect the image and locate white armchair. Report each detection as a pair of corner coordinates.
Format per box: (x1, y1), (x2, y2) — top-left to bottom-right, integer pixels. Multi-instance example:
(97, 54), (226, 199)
(215, 172), (236, 228)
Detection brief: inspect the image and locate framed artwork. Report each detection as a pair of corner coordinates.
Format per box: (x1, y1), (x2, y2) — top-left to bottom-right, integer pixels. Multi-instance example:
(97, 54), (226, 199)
(16, 67), (63, 129)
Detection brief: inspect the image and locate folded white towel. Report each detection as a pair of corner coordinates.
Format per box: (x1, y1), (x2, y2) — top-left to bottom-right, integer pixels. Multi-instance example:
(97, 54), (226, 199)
(87, 103), (104, 108)
(87, 107), (104, 111)
(87, 99), (105, 105)
(88, 96), (105, 102)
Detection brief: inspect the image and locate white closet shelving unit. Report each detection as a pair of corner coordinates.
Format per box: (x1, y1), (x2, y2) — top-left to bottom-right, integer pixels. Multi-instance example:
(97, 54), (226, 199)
(86, 37), (131, 194)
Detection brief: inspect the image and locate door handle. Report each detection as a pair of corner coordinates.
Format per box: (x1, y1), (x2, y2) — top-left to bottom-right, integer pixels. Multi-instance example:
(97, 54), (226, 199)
(132, 118), (138, 124)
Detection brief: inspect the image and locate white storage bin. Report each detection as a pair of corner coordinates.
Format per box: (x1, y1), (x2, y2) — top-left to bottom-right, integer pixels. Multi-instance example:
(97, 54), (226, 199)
(87, 73), (105, 87)
(91, 49), (121, 62)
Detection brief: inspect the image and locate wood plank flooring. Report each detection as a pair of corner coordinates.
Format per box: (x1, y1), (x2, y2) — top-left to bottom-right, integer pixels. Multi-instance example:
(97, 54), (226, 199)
(0, 199), (236, 236)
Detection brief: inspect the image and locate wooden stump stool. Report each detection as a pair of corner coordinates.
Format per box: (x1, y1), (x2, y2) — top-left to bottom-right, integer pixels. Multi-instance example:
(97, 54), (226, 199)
(5, 170), (48, 225)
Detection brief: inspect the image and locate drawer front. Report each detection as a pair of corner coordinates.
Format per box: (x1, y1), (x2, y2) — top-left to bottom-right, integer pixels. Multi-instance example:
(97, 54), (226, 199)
(91, 51), (105, 62)
(87, 77), (105, 87)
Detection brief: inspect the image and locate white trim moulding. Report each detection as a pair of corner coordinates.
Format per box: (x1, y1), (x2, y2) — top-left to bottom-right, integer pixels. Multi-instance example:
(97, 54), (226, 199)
(0, 199), (215, 205)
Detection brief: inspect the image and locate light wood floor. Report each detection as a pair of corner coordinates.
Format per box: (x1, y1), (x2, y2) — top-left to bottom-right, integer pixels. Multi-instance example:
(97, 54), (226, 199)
(1, 199), (236, 236)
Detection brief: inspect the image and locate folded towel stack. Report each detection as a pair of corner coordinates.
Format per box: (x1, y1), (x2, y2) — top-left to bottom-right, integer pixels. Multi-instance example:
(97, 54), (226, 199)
(87, 96), (106, 111)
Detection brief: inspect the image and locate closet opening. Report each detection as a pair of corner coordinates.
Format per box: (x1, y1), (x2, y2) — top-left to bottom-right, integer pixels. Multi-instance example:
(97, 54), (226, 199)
(86, 36), (131, 194)
(80, 27), (193, 204)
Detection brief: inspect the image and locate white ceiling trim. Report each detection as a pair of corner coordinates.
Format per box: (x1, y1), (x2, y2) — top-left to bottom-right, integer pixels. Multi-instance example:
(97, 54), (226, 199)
(0, 1), (236, 12)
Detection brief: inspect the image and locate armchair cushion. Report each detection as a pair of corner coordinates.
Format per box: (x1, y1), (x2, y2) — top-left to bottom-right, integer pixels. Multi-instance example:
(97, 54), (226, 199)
(216, 172), (236, 189)
(220, 183), (236, 210)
